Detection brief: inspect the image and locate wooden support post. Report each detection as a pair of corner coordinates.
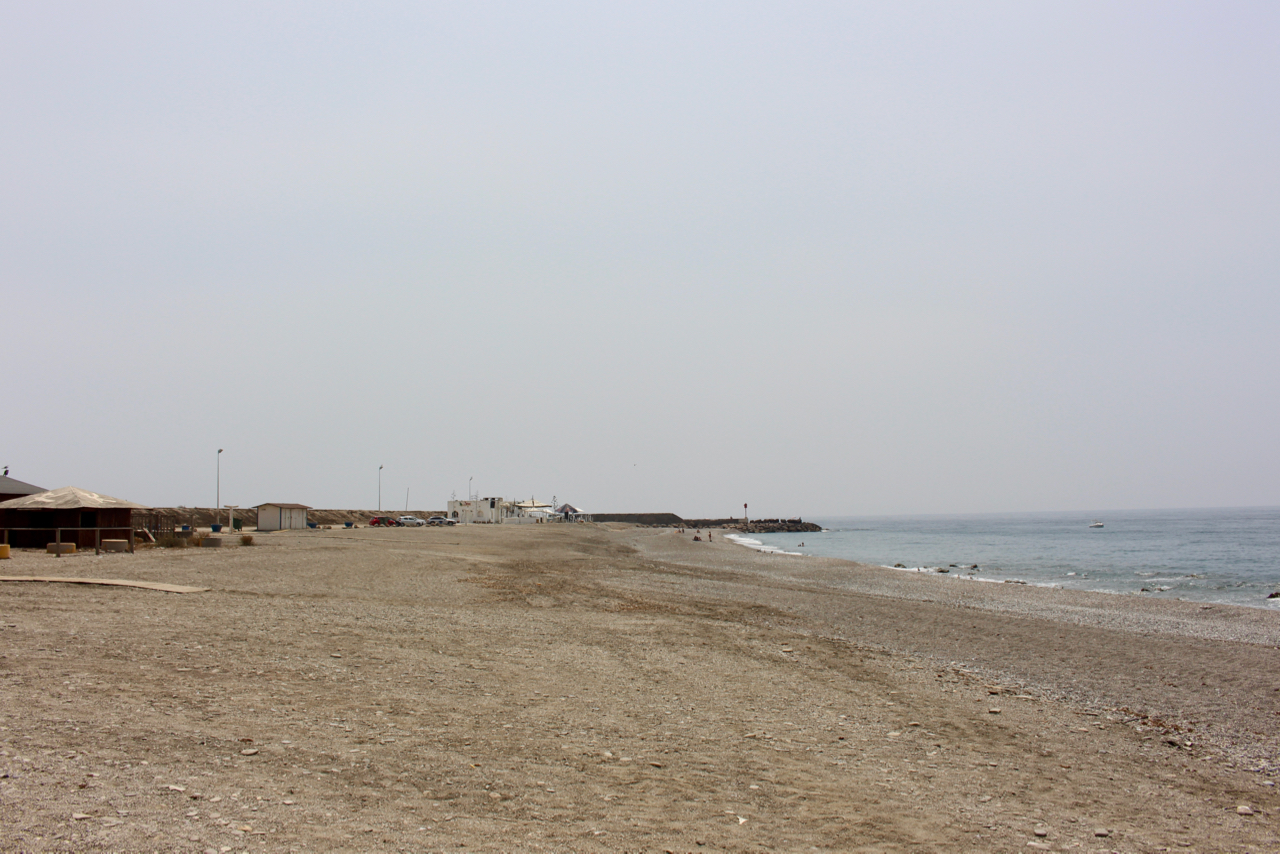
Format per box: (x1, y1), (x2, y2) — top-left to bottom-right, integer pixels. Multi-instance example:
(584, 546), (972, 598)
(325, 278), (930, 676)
(129, 529), (135, 554)
(55, 528), (61, 558)
(95, 528), (101, 556)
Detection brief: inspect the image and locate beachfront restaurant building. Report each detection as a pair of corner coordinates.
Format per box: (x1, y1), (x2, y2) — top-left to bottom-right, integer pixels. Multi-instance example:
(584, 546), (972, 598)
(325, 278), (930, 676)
(0, 486), (145, 550)
(446, 497), (573, 524)
(256, 503), (311, 531)
(504, 498), (557, 524)
(448, 497), (505, 524)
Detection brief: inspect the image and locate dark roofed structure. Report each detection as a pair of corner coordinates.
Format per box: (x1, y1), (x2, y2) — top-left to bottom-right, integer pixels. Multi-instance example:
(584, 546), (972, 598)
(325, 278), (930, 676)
(0, 474), (47, 504)
(0, 486), (146, 551)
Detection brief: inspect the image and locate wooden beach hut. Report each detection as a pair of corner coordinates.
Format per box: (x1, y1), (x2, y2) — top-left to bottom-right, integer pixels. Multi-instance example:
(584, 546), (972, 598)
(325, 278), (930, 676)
(0, 486), (147, 551)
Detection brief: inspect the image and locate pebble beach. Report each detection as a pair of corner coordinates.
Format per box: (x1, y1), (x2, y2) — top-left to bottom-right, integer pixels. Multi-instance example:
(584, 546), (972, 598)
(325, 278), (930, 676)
(1, 522), (1278, 852)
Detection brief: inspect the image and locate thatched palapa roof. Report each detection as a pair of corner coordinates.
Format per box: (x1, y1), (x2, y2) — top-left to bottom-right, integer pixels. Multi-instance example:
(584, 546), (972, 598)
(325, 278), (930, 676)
(0, 486), (147, 510)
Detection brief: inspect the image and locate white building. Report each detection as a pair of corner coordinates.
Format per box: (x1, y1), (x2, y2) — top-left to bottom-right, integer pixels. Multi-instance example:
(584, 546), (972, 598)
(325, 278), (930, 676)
(504, 498), (557, 524)
(448, 497), (504, 524)
(447, 497), (565, 524)
(256, 502), (311, 531)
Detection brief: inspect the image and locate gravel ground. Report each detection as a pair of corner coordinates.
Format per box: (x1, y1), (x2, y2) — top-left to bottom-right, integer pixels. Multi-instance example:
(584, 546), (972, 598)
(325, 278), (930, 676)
(1, 523), (1278, 853)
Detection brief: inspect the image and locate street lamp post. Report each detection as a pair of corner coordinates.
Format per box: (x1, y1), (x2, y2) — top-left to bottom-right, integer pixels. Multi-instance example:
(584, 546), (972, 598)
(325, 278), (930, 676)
(469, 476), (473, 500)
(378, 465), (383, 512)
(217, 449), (223, 528)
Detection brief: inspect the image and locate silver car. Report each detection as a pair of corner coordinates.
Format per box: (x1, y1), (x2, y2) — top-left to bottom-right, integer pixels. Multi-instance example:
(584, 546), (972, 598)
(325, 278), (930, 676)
(397, 515), (427, 527)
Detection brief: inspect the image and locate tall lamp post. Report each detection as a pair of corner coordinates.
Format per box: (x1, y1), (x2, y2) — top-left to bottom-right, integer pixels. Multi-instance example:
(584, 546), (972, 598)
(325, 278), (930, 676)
(217, 449), (223, 528)
(378, 465), (383, 512)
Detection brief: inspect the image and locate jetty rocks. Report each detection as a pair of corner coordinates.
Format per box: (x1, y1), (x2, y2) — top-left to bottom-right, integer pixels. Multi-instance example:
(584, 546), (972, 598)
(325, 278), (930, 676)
(727, 518), (822, 534)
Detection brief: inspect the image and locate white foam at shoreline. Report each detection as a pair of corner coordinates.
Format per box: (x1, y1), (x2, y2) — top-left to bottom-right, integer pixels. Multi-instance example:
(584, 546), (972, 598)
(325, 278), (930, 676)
(722, 530), (1280, 607)
(881, 565), (1008, 583)
(724, 533), (803, 556)
(727, 535), (1049, 586)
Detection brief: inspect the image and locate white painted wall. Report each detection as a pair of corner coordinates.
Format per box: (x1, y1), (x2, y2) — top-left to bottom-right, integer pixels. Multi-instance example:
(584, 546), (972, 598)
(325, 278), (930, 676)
(257, 504), (309, 531)
(447, 498), (503, 524)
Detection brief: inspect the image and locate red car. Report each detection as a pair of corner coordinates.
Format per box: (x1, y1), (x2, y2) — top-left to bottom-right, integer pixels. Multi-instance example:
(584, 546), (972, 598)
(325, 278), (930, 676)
(367, 516), (401, 527)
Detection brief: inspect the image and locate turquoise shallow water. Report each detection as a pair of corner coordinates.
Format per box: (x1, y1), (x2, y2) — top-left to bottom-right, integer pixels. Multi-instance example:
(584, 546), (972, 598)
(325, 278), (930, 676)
(741, 507), (1280, 609)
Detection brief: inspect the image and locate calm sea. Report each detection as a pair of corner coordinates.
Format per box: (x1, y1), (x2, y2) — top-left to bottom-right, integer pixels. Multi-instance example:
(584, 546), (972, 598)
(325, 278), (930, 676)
(736, 507), (1280, 610)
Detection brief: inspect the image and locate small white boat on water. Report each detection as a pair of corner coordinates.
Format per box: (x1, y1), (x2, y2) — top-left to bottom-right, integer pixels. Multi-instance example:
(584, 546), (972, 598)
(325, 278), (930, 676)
(1088, 520), (1104, 528)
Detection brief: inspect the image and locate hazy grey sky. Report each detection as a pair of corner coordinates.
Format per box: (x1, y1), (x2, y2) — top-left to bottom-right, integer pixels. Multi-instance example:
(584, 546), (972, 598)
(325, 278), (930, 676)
(5, 1), (1278, 517)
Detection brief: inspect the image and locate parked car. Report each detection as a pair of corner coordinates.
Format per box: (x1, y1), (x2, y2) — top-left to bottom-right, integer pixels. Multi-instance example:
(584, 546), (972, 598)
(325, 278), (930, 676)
(398, 515), (427, 527)
(368, 516), (401, 527)
(428, 516), (456, 526)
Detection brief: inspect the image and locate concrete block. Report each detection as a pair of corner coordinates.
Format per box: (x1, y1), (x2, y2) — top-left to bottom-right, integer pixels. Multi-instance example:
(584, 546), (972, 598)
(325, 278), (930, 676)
(47, 542), (76, 555)
(201, 536), (225, 548)
(102, 539), (129, 553)
(0, 544), (9, 559)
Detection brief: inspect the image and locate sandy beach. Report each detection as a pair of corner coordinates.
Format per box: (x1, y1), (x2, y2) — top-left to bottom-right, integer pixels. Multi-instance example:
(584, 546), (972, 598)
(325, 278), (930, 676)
(2, 523), (1279, 852)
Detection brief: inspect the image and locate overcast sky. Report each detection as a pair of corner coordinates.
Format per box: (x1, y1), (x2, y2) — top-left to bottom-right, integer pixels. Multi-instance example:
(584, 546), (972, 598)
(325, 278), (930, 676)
(4, 1), (1278, 517)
